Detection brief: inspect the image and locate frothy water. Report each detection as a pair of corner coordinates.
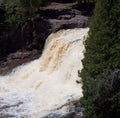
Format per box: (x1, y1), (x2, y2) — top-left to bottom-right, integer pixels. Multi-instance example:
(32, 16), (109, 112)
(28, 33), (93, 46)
(0, 28), (89, 117)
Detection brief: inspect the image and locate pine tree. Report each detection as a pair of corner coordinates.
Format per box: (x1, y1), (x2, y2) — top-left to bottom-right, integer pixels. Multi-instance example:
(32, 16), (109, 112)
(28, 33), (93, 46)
(80, 0), (120, 118)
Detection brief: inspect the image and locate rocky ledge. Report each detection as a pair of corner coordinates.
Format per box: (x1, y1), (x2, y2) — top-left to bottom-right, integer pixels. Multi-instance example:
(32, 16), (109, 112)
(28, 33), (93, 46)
(0, 2), (90, 75)
(42, 102), (84, 118)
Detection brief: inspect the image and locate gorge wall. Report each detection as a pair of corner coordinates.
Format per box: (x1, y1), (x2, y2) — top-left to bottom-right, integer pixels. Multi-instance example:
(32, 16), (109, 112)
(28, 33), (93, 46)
(0, 2), (89, 74)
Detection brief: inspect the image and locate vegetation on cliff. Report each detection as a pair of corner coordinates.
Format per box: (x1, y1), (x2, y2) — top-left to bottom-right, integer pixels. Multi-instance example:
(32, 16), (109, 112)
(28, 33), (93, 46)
(80, 0), (120, 118)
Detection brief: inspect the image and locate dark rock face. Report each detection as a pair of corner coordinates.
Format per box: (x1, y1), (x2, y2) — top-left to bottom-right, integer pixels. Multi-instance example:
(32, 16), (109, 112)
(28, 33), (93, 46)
(0, 50), (40, 75)
(42, 103), (84, 118)
(37, 3), (89, 32)
(0, 2), (89, 74)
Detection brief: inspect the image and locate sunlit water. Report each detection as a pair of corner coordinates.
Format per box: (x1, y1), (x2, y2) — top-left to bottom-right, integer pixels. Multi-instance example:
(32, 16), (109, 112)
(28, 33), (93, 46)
(0, 28), (89, 117)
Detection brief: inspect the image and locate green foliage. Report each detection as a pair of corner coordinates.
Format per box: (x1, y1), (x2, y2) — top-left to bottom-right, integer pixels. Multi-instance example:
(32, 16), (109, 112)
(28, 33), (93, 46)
(0, 0), (50, 36)
(4, 0), (21, 5)
(5, 11), (23, 27)
(94, 69), (120, 118)
(80, 0), (120, 118)
(0, 0), (59, 57)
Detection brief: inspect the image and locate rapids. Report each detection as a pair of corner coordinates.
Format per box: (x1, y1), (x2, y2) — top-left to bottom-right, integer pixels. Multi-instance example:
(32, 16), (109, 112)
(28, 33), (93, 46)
(0, 28), (89, 117)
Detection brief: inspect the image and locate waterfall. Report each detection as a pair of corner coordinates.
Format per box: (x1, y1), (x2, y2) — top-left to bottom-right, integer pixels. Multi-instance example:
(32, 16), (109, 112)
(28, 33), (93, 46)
(0, 28), (89, 117)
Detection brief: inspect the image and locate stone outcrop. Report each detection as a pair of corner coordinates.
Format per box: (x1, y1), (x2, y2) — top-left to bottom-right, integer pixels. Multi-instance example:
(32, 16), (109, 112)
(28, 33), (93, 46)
(0, 50), (40, 75)
(42, 102), (84, 118)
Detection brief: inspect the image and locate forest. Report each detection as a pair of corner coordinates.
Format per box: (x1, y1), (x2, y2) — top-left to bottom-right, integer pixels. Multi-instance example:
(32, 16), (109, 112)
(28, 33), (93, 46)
(80, 0), (120, 118)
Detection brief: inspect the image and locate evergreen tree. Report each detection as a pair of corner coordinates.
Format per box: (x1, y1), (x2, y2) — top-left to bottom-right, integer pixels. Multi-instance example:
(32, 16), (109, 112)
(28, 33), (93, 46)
(80, 0), (120, 118)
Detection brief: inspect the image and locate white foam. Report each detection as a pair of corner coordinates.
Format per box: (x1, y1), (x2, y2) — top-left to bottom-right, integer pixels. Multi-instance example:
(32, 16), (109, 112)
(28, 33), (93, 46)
(0, 28), (89, 117)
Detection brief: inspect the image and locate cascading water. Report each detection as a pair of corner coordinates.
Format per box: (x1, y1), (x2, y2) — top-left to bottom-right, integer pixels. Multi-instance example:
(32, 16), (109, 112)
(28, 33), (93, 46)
(0, 28), (89, 117)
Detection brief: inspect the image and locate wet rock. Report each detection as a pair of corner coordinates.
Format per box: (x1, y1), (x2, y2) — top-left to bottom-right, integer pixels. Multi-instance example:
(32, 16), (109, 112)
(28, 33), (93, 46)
(0, 50), (40, 75)
(42, 102), (84, 118)
(42, 113), (61, 118)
